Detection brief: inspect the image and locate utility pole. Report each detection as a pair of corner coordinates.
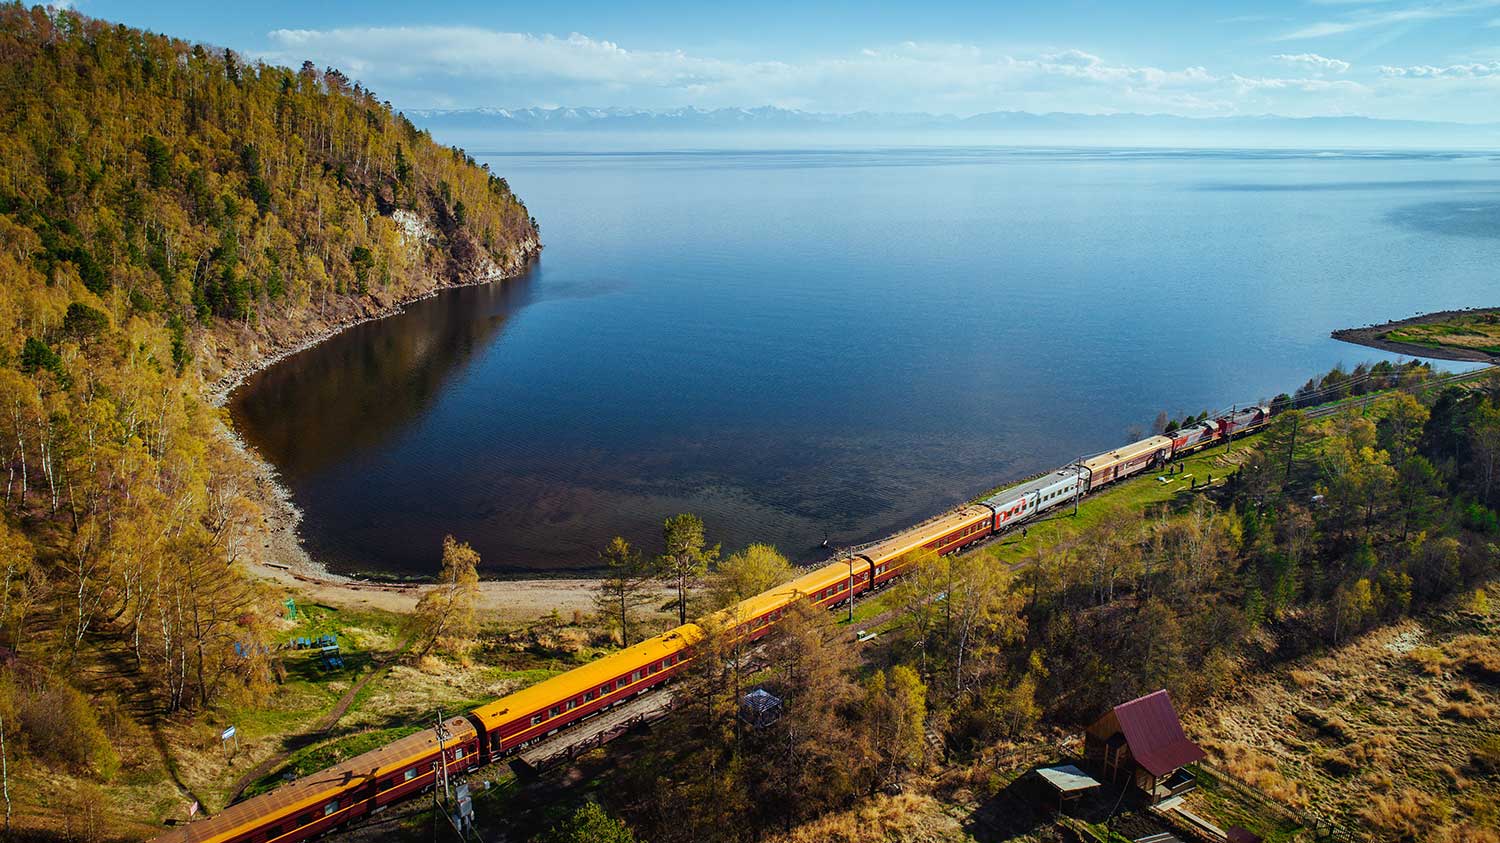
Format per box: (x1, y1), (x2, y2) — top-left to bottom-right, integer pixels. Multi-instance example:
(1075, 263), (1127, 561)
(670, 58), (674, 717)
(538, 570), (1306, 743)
(432, 710), (453, 843)
(844, 548), (855, 623)
(1226, 403), (1237, 455)
(1284, 412), (1300, 486)
(1073, 458), (1084, 517)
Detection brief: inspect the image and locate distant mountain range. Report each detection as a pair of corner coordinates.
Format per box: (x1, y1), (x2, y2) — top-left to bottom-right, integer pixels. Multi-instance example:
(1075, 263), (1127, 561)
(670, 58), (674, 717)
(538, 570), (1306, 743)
(406, 106), (1500, 147)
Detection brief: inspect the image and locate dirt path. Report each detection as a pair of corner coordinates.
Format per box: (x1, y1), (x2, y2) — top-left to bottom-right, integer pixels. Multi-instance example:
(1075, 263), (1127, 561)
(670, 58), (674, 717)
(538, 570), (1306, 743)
(225, 636), (411, 805)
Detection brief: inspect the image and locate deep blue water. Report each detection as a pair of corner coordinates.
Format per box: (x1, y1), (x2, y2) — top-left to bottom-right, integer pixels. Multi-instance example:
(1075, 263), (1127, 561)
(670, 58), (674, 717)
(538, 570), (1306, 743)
(230, 147), (1500, 576)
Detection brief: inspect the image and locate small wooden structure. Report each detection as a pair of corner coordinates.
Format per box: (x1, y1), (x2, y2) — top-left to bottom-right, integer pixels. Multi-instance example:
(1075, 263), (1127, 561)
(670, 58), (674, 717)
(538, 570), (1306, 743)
(1034, 764), (1101, 815)
(738, 688), (783, 729)
(1084, 689), (1204, 803)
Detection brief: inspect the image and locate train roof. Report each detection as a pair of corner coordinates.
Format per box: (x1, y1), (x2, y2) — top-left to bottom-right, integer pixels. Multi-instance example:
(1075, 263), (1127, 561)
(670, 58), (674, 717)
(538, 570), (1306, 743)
(982, 469), (1082, 507)
(1082, 436), (1173, 471)
(469, 624), (703, 732)
(856, 505), (992, 566)
(155, 716), (478, 843)
(724, 560), (852, 624)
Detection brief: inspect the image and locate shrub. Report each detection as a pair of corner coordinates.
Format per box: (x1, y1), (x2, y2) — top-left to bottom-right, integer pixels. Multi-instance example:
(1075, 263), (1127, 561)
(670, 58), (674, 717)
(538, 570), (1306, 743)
(1461, 502), (1499, 534)
(15, 672), (120, 779)
(541, 802), (638, 843)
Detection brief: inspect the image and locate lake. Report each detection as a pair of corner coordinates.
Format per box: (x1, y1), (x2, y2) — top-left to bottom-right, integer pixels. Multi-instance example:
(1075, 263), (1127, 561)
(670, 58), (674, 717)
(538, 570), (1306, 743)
(229, 146), (1500, 577)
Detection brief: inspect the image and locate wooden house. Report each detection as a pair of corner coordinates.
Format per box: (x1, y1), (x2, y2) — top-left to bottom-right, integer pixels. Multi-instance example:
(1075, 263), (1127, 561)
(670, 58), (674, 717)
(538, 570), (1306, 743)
(1084, 689), (1205, 803)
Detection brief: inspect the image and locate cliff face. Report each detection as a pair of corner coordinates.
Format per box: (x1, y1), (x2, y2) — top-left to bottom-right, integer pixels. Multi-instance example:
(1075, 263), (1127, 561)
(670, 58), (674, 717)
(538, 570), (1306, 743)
(0, 3), (541, 388)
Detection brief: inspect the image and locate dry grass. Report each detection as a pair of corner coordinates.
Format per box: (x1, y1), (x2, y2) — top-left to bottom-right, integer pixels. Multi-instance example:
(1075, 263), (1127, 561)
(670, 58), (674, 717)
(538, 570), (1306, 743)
(765, 794), (967, 843)
(1187, 590), (1500, 842)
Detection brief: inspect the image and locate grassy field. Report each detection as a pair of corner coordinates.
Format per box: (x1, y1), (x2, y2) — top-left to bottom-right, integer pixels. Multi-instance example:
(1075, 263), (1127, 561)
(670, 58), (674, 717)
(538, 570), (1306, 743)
(1384, 311), (1500, 356)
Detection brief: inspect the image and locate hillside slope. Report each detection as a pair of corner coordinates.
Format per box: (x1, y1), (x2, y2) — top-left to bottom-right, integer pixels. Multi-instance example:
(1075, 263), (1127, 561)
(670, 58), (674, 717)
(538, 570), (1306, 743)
(0, 4), (538, 836)
(0, 3), (539, 382)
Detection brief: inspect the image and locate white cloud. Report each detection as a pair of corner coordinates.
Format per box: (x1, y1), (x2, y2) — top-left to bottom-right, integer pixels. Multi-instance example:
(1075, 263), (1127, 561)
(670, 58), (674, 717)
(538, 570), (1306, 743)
(1379, 61), (1500, 76)
(259, 28), (1247, 115)
(1276, 0), (1500, 40)
(251, 26), (1500, 121)
(1272, 53), (1352, 73)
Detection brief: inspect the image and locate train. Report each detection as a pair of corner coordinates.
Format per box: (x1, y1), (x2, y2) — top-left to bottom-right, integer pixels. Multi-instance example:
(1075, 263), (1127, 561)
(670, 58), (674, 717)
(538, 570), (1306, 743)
(153, 405), (1270, 843)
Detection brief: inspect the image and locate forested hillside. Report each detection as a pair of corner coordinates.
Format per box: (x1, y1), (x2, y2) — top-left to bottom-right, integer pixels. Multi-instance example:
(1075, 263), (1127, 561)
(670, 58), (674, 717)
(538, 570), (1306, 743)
(0, 4), (537, 833)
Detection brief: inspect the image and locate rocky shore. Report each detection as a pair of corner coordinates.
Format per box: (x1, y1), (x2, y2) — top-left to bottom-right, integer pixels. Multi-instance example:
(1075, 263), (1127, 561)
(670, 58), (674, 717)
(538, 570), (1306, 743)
(203, 237), (603, 619)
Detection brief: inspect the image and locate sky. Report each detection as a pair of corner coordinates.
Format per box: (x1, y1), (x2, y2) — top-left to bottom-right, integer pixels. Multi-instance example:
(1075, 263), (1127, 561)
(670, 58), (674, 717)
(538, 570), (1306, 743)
(67, 0), (1500, 122)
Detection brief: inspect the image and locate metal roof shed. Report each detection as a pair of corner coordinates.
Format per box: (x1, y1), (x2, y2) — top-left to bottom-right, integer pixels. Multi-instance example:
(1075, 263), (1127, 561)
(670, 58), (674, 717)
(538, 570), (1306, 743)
(1034, 764), (1101, 815)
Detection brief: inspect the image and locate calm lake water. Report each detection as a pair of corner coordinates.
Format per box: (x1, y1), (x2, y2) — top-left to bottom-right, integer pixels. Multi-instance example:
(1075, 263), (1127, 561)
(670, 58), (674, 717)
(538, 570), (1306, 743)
(230, 147), (1500, 577)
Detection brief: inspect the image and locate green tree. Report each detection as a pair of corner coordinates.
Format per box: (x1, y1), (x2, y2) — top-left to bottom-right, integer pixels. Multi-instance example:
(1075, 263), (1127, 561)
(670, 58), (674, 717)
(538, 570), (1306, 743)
(861, 665), (927, 788)
(1471, 401), (1500, 505)
(658, 514), (718, 625)
(709, 543), (793, 611)
(594, 537), (653, 646)
(541, 802), (638, 843)
(61, 303), (109, 344)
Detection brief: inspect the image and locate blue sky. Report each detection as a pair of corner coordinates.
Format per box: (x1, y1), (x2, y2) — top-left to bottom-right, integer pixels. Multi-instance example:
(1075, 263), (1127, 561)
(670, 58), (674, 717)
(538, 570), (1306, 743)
(70, 0), (1500, 121)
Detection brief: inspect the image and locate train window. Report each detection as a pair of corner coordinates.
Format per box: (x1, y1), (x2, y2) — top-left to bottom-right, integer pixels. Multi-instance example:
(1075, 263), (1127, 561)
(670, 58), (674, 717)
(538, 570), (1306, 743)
(602, 682), (613, 693)
(549, 706), (560, 717)
(454, 747), (464, 759)
(585, 690), (596, 701)
(405, 768), (418, 782)
(266, 825), (282, 839)
(324, 800), (340, 817)
(302, 812), (316, 826)
(631, 670), (642, 682)
(567, 699), (577, 709)
(668, 655), (677, 665)
(531, 714), (544, 725)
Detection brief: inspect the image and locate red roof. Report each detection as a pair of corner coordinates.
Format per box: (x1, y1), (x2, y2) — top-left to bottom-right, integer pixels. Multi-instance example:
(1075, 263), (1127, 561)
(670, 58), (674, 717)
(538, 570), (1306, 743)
(1111, 689), (1205, 777)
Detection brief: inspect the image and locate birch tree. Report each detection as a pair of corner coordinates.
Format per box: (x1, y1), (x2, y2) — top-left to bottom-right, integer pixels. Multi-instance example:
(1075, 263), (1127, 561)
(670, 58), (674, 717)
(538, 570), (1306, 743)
(411, 535), (481, 656)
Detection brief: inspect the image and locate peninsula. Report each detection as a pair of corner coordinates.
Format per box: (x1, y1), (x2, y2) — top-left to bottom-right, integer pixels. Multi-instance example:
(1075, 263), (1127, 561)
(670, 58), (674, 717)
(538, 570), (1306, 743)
(1333, 307), (1500, 362)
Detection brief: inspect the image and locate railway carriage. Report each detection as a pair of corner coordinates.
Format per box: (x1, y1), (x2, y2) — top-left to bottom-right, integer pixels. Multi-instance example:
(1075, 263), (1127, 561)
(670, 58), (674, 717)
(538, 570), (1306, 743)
(469, 624), (702, 759)
(857, 505), (994, 588)
(980, 468), (1084, 531)
(1081, 435), (1173, 490)
(154, 716), (481, 843)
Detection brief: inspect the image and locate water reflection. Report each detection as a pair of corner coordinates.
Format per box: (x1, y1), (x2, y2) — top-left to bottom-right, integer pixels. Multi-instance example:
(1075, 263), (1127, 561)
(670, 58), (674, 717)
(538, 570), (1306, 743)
(230, 270), (536, 480)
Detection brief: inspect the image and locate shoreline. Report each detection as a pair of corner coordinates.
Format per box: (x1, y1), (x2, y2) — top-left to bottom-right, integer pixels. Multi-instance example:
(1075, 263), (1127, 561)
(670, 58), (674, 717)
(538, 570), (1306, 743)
(1331, 307), (1500, 363)
(209, 242), (616, 619)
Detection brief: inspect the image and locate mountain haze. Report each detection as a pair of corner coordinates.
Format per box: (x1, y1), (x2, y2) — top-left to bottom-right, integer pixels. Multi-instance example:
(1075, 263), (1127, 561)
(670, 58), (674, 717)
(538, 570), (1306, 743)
(411, 105), (1500, 148)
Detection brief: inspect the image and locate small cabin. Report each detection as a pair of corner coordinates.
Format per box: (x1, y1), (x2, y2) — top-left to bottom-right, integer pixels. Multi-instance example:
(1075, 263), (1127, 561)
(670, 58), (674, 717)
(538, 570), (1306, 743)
(1084, 689), (1204, 803)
